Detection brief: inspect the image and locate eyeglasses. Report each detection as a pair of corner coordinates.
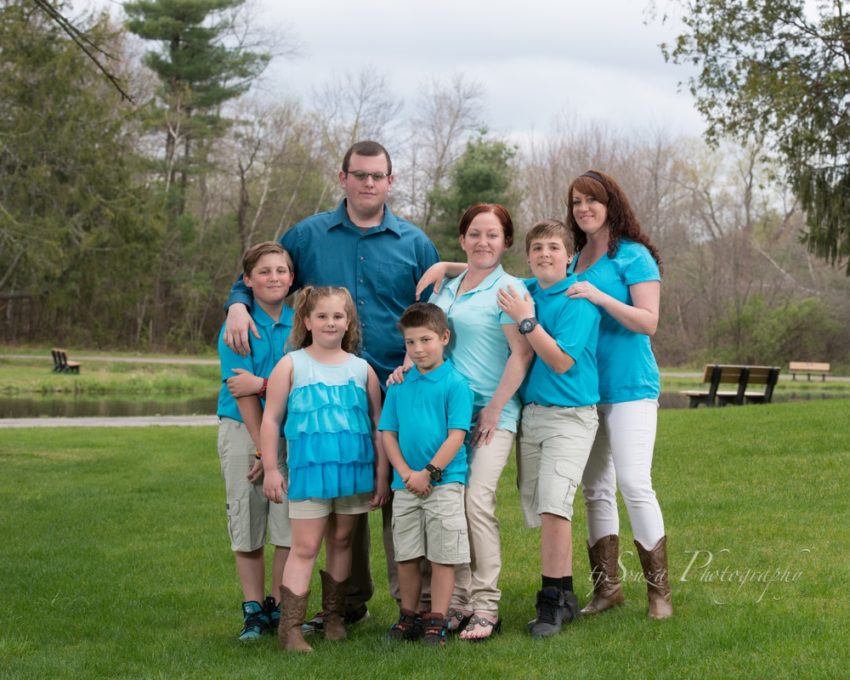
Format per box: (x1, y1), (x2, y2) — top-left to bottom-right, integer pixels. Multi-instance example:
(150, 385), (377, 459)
(346, 170), (389, 182)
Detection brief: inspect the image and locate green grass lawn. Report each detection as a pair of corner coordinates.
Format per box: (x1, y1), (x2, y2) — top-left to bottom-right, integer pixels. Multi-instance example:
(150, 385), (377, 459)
(1, 400), (849, 678)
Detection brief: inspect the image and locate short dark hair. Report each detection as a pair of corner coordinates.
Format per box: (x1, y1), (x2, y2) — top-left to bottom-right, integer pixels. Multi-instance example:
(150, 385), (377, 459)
(458, 203), (514, 248)
(397, 302), (449, 336)
(342, 141), (392, 176)
(242, 241), (293, 277)
(525, 219), (574, 255)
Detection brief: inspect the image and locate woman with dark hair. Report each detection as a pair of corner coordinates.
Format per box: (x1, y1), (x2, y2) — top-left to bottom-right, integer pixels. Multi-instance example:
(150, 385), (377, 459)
(426, 203), (534, 640)
(564, 170), (671, 619)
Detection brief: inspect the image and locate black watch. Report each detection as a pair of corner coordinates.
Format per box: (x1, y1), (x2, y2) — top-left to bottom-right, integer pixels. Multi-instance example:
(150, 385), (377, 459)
(425, 464), (443, 482)
(518, 317), (539, 335)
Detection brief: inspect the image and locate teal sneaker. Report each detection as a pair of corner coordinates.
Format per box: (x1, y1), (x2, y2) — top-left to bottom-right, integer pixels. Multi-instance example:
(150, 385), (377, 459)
(239, 600), (271, 642)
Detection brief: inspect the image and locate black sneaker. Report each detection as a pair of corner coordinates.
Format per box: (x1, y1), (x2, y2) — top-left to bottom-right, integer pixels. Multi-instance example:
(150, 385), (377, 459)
(263, 595), (280, 630)
(239, 600), (271, 642)
(529, 587), (581, 640)
(302, 604), (369, 634)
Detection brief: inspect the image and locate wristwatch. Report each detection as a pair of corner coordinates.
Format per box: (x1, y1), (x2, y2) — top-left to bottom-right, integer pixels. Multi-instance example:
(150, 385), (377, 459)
(518, 317), (539, 335)
(425, 464), (443, 482)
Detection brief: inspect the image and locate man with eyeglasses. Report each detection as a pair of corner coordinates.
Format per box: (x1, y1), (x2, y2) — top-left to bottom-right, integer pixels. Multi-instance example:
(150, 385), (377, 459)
(223, 140), (439, 633)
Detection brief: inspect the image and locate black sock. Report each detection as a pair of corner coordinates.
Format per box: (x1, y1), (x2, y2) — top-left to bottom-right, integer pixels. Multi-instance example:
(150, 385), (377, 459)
(542, 575), (561, 590)
(561, 576), (574, 593)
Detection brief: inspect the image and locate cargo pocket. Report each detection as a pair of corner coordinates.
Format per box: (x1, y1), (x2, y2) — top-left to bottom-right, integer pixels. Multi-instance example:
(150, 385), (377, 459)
(440, 516), (470, 563)
(553, 460), (578, 519)
(226, 498), (242, 548)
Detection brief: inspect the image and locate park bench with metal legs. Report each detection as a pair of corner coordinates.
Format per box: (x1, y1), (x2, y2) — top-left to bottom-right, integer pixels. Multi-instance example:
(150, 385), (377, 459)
(51, 348), (81, 374)
(680, 364), (780, 408)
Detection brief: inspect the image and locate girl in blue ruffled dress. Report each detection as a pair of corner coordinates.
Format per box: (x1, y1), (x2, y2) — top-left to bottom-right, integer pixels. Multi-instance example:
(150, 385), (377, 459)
(259, 286), (389, 652)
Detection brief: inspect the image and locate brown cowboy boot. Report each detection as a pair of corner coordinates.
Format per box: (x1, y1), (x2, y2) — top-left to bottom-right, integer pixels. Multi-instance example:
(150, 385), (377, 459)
(581, 534), (625, 615)
(278, 585), (313, 652)
(320, 570), (348, 641)
(634, 536), (673, 619)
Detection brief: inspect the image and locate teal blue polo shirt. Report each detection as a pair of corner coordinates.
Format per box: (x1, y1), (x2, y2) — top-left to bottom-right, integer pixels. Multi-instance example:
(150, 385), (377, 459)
(430, 265), (526, 432)
(378, 359), (474, 490)
(216, 304), (294, 421)
(520, 277), (600, 408)
(568, 239), (660, 403)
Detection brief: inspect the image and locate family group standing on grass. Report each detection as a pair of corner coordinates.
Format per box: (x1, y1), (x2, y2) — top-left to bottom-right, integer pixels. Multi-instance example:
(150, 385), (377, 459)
(214, 140), (672, 653)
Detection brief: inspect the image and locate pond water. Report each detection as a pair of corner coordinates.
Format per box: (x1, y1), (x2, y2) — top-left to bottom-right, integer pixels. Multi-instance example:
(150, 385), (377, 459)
(0, 390), (841, 419)
(0, 395), (218, 419)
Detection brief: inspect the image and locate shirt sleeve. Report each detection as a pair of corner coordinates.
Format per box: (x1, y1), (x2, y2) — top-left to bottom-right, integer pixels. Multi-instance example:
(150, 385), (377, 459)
(378, 384), (400, 432)
(621, 243), (661, 286)
(217, 326), (253, 382)
(553, 299), (600, 362)
(446, 375), (474, 431)
(280, 223), (306, 294)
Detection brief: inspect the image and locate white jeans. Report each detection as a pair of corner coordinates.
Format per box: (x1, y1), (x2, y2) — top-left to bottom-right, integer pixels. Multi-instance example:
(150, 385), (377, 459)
(581, 399), (665, 549)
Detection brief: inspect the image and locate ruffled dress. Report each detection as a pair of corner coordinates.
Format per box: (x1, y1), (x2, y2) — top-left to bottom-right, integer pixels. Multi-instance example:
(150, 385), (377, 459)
(284, 349), (375, 501)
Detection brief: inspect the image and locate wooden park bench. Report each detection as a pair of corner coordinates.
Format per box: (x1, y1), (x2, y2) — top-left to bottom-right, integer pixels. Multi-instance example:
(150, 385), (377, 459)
(680, 364), (780, 408)
(51, 348), (81, 374)
(789, 361), (830, 382)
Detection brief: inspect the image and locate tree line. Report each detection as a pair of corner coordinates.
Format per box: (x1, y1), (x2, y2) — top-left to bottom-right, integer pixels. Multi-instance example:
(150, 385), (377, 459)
(1, 0), (848, 368)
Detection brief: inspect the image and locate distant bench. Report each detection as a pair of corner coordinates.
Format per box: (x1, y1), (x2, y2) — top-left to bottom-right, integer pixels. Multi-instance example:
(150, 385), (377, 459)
(680, 364), (780, 408)
(789, 361), (830, 382)
(51, 348), (81, 374)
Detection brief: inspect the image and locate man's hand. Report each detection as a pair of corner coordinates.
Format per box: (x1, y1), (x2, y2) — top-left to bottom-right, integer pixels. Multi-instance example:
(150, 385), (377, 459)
(224, 303), (259, 356)
(227, 369), (263, 398)
(405, 469), (432, 496)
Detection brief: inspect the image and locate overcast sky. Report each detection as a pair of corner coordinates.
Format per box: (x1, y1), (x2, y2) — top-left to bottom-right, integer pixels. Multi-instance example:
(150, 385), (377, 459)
(78, 0), (705, 141)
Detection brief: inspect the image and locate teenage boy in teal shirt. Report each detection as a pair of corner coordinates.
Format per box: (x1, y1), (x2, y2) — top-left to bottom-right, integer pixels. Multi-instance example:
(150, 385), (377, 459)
(379, 302), (474, 646)
(217, 242), (294, 641)
(497, 219), (601, 640)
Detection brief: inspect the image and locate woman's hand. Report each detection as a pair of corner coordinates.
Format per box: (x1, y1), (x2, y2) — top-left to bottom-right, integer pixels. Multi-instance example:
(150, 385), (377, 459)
(471, 403), (501, 447)
(566, 280), (605, 305)
(386, 364), (409, 386)
(227, 369), (263, 398)
(415, 262), (450, 300)
(497, 284), (535, 323)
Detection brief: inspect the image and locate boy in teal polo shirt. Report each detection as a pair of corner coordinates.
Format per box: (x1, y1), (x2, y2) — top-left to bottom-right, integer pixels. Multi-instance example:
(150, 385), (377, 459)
(379, 303), (474, 647)
(217, 241), (295, 641)
(497, 219), (601, 640)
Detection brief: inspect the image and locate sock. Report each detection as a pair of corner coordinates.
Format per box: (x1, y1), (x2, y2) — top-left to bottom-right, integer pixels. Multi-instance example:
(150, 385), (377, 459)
(542, 575), (561, 590)
(561, 576), (574, 593)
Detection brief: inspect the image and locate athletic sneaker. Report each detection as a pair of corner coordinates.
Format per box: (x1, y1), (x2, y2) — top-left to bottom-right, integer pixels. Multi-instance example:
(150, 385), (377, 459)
(239, 600), (271, 642)
(263, 595), (280, 630)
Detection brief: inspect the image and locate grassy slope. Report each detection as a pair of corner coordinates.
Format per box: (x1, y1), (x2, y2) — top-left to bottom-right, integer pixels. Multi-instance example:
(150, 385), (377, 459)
(1, 400), (848, 678)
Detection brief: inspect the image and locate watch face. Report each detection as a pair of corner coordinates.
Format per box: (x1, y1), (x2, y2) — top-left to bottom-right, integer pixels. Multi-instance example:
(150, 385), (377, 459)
(519, 318), (537, 334)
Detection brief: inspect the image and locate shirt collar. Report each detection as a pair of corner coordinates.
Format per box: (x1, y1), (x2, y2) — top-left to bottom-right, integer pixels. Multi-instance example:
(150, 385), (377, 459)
(527, 275), (572, 296)
(253, 304), (293, 329)
(326, 200), (402, 236)
(407, 358), (453, 383)
(446, 264), (506, 297)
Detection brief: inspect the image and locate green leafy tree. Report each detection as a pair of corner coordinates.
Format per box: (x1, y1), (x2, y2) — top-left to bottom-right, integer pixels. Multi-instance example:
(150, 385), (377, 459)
(662, 0), (850, 273)
(428, 133), (519, 263)
(124, 0), (270, 214)
(0, 1), (159, 346)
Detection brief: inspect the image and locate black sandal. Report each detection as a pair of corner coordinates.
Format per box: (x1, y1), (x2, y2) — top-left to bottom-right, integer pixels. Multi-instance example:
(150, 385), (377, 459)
(447, 607), (472, 634)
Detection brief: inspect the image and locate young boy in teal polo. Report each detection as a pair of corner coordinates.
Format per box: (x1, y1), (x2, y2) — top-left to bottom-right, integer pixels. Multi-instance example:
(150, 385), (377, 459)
(217, 241), (295, 641)
(497, 219), (601, 640)
(379, 302), (474, 646)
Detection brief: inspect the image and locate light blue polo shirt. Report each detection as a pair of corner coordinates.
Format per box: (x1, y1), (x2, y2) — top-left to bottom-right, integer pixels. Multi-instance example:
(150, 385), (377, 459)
(568, 239), (660, 403)
(520, 276), (600, 408)
(378, 359), (474, 490)
(430, 265), (526, 432)
(225, 200), (439, 387)
(216, 304), (294, 421)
